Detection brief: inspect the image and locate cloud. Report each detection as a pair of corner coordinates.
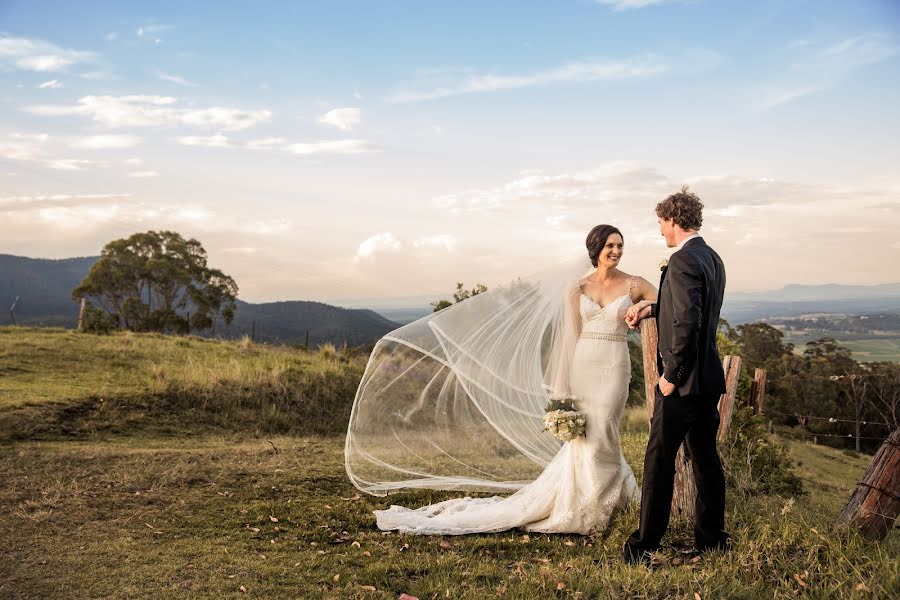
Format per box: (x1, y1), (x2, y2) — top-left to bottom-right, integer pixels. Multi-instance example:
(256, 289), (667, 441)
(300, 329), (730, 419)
(596, 0), (674, 10)
(0, 193), (132, 212)
(433, 162), (669, 214)
(24, 95), (271, 131)
(177, 134), (381, 156)
(137, 24), (174, 44)
(317, 107), (361, 131)
(155, 70), (197, 87)
(426, 162), (900, 291)
(389, 56), (668, 102)
(127, 170), (158, 178)
(354, 233), (403, 262)
(178, 134), (233, 148)
(71, 134), (143, 150)
(1, 193), (293, 240)
(759, 32), (899, 109)
(413, 234), (458, 252)
(0, 35), (96, 72)
(38, 79), (63, 89)
(286, 139), (381, 155)
(0, 132), (108, 171)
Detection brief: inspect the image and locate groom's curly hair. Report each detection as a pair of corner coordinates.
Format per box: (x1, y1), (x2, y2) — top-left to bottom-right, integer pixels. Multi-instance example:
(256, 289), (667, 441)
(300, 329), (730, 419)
(656, 186), (704, 231)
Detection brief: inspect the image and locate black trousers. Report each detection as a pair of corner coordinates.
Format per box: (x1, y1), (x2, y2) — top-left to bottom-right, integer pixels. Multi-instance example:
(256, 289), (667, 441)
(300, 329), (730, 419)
(625, 385), (728, 552)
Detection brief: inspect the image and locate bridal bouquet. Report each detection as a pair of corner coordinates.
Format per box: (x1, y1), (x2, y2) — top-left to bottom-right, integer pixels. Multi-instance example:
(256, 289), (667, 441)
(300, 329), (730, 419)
(542, 395), (586, 442)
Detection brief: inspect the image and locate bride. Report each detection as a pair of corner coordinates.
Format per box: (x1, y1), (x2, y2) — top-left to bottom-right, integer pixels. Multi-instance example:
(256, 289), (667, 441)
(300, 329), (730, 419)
(344, 225), (658, 535)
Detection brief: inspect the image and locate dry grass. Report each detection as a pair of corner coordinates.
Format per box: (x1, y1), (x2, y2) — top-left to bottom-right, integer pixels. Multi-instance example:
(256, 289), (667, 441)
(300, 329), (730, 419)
(0, 327), (897, 598)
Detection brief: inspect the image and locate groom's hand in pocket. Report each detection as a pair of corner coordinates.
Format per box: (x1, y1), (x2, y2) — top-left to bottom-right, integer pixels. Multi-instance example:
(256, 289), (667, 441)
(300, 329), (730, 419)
(658, 375), (675, 397)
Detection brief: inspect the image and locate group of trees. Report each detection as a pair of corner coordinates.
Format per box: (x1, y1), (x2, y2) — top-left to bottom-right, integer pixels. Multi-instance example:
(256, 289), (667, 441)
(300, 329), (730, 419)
(74, 231), (238, 335)
(725, 322), (899, 451)
(430, 282), (488, 312)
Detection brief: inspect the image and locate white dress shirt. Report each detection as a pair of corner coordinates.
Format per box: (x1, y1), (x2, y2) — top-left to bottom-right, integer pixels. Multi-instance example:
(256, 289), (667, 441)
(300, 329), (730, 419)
(674, 233), (702, 253)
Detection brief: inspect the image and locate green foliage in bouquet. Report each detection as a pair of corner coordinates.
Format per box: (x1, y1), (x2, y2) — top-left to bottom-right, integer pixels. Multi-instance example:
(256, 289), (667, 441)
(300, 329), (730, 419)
(545, 396), (577, 413)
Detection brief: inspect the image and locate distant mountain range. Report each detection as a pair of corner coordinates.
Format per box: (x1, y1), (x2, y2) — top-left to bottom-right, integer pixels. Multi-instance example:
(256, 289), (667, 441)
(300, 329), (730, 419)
(0, 254), (399, 347)
(722, 283), (900, 324)
(2, 254), (898, 339)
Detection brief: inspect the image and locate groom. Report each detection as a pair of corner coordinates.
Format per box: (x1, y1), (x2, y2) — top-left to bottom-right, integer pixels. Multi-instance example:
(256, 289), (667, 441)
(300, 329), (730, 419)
(622, 186), (730, 566)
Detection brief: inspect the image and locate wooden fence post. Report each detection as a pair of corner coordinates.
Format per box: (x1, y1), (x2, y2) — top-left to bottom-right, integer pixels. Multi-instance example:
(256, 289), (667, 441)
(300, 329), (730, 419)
(9, 296), (19, 326)
(77, 298), (86, 331)
(671, 355), (742, 521)
(837, 427), (900, 540)
(749, 368), (767, 415)
(639, 318), (660, 424)
(639, 319), (743, 523)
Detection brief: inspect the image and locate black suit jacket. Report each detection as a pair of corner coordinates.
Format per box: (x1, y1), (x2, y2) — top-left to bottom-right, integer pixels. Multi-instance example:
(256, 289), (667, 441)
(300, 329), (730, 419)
(651, 237), (727, 397)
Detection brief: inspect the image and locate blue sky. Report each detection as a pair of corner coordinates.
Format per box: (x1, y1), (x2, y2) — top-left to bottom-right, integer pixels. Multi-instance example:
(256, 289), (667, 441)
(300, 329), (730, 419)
(1, 0), (899, 302)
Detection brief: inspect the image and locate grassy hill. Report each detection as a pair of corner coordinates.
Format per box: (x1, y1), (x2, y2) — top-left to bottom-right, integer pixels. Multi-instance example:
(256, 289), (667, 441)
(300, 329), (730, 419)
(0, 254), (400, 346)
(0, 327), (897, 598)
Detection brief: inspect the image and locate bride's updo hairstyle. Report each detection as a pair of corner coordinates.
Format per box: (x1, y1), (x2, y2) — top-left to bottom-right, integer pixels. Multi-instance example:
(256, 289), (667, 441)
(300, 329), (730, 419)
(585, 225), (623, 268)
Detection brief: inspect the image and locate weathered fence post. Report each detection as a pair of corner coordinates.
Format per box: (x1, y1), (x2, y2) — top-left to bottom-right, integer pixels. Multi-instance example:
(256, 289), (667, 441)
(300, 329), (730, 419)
(749, 368), (767, 415)
(639, 318), (743, 522)
(639, 318), (660, 424)
(9, 296), (19, 326)
(671, 355), (742, 521)
(77, 297), (86, 331)
(837, 427), (900, 540)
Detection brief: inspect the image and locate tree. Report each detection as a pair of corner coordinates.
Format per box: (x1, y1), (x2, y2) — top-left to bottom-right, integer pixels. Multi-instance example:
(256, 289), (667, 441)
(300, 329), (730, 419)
(735, 322), (793, 373)
(73, 230), (238, 334)
(431, 282), (487, 312)
(866, 362), (900, 430)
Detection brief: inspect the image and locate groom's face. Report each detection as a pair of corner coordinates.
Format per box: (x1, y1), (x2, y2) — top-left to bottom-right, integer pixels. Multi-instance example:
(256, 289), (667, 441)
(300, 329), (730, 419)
(658, 217), (676, 248)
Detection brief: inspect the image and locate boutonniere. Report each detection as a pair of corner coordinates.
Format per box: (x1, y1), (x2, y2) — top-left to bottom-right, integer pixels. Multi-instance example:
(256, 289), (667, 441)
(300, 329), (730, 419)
(659, 258), (669, 272)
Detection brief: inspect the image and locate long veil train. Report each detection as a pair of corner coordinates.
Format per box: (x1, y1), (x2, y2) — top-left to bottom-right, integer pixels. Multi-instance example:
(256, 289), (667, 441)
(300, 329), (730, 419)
(344, 254), (596, 497)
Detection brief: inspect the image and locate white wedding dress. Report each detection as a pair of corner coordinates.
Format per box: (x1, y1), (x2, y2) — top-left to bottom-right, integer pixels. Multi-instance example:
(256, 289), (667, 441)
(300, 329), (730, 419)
(373, 287), (640, 535)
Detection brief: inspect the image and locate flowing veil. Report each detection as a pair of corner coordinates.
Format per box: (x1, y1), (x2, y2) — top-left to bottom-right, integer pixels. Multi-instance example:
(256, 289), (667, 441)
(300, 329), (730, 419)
(345, 252), (596, 497)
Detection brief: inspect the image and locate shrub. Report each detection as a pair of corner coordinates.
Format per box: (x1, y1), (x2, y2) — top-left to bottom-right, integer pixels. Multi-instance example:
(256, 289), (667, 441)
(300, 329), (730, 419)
(81, 302), (118, 335)
(721, 406), (805, 497)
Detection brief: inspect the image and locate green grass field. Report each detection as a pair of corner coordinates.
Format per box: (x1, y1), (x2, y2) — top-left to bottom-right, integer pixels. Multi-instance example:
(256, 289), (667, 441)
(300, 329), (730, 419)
(839, 338), (900, 363)
(0, 327), (897, 599)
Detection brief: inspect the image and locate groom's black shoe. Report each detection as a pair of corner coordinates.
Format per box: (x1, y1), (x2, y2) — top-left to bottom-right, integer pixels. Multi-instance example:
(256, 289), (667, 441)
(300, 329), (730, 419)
(622, 541), (655, 568)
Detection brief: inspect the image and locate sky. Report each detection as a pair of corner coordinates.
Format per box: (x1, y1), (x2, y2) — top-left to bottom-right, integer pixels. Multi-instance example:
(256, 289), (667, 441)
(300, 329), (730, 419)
(1, 0), (899, 305)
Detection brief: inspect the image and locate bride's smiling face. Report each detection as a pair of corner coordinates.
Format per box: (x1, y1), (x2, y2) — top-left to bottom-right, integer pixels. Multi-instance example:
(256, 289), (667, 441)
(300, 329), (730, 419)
(600, 233), (624, 267)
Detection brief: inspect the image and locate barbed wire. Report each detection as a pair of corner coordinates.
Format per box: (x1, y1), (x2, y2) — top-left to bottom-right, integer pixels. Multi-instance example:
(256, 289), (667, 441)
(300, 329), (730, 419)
(762, 409), (893, 427)
(781, 429), (888, 442)
(767, 373), (899, 382)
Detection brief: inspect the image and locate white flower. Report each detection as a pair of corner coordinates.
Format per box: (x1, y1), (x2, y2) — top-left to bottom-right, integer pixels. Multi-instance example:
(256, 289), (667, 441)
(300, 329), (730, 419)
(659, 258), (669, 271)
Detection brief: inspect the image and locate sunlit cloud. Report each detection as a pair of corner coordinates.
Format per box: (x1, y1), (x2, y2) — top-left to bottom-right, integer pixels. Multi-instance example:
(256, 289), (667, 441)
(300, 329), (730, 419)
(286, 139), (381, 155)
(24, 95), (271, 131)
(355, 232), (402, 262)
(38, 79), (63, 89)
(176, 135), (382, 156)
(596, 0), (676, 10)
(758, 32), (899, 109)
(71, 134), (143, 150)
(389, 56), (668, 102)
(317, 107), (361, 131)
(155, 70), (197, 87)
(0, 34), (96, 72)
(178, 134), (233, 148)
